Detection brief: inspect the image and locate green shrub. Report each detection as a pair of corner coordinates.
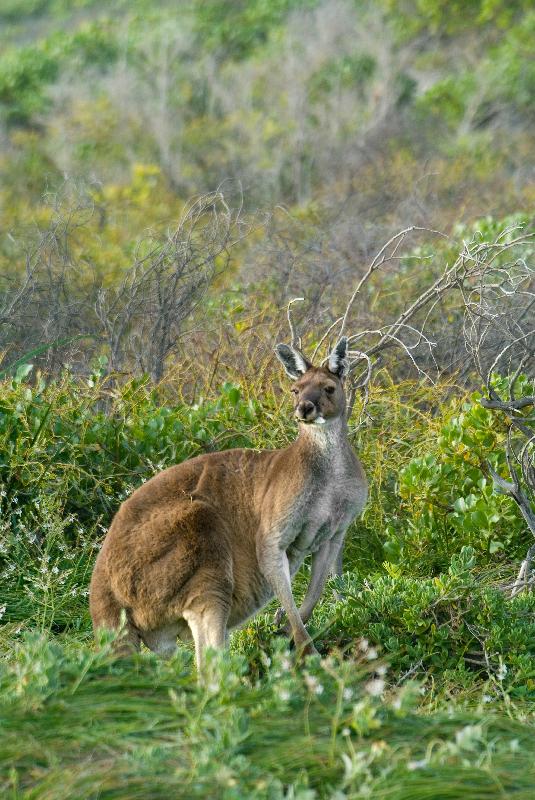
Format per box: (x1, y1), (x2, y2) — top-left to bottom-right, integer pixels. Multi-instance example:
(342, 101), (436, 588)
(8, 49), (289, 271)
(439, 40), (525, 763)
(192, 0), (318, 60)
(383, 384), (527, 572)
(0, 369), (266, 628)
(325, 547), (535, 697)
(0, 368), (260, 520)
(0, 47), (58, 125)
(0, 20), (119, 127)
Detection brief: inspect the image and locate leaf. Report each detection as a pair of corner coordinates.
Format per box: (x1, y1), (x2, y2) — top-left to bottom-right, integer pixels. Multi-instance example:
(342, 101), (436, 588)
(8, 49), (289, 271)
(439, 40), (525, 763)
(453, 497), (467, 513)
(14, 363), (33, 383)
(470, 510), (488, 529)
(228, 386), (241, 406)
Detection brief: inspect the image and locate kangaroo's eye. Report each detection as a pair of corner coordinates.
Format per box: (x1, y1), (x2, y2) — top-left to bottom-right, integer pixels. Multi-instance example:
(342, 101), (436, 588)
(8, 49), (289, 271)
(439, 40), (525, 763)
(325, 385), (335, 395)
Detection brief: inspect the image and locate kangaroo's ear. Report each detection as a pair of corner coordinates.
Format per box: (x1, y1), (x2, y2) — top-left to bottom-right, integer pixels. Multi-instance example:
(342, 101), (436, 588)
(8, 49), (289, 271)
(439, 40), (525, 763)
(327, 336), (350, 379)
(275, 344), (312, 380)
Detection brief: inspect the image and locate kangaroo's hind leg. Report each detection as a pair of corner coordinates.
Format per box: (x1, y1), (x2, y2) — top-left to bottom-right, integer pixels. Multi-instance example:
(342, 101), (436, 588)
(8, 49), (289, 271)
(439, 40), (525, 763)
(183, 604), (229, 673)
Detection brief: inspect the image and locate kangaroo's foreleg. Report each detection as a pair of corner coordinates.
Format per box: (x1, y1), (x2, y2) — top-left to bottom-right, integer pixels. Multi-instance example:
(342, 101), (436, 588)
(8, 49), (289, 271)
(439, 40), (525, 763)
(298, 531), (345, 623)
(331, 545), (344, 578)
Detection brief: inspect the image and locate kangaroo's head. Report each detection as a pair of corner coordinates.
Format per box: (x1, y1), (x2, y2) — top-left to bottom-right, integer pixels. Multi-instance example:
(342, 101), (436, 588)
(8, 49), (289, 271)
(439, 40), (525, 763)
(275, 337), (349, 425)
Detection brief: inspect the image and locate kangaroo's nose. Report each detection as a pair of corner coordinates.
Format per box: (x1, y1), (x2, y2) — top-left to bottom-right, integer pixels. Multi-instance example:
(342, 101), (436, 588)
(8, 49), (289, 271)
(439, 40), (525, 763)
(296, 400), (316, 421)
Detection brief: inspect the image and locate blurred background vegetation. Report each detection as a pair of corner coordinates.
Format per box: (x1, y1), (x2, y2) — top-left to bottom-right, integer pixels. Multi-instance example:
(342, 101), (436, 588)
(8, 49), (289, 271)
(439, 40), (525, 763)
(0, 0), (533, 373)
(1, 1), (534, 797)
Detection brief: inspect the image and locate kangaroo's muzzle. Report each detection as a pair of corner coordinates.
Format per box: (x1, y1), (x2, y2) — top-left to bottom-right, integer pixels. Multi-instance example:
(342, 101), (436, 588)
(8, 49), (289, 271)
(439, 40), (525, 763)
(296, 400), (320, 423)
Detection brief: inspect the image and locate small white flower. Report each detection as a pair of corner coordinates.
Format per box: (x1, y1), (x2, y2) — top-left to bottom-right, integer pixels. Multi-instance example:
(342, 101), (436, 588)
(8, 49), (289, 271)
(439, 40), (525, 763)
(342, 727), (351, 736)
(365, 678), (385, 697)
(482, 694), (492, 703)
(455, 724), (482, 751)
(358, 638), (369, 652)
(343, 687), (354, 701)
(365, 648), (378, 661)
(278, 688), (291, 702)
(304, 673), (324, 695)
(376, 664), (387, 676)
(408, 759), (427, 771)
(0, 604), (6, 620)
(496, 661), (508, 682)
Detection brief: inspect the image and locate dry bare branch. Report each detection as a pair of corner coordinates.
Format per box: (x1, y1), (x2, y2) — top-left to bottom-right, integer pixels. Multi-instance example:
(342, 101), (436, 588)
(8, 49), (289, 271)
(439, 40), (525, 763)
(459, 225), (535, 594)
(286, 297), (305, 350)
(96, 189), (251, 381)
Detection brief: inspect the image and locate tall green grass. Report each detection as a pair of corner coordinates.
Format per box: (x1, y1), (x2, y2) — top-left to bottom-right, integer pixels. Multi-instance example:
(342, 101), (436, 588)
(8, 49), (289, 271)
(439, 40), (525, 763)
(1, 633), (535, 799)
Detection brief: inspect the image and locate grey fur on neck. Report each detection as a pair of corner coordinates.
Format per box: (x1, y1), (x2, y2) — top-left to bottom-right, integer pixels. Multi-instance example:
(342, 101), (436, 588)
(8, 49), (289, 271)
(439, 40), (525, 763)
(297, 415), (348, 454)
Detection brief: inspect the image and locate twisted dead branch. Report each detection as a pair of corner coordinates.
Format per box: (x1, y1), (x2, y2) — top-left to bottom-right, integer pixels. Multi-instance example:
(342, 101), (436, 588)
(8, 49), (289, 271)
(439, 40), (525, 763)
(460, 226), (535, 595)
(288, 225), (453, 420)
(0, 186), (96, 373)
(285, 223), (535, 587)
(96, 189), (251, 382)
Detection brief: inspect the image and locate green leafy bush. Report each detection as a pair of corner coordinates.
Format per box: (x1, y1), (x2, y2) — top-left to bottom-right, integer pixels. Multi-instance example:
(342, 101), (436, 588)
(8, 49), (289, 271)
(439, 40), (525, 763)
(0, 47), (58, 125)
(0, 369), (260, 521)
(383, 386), (526, 572)
(0, 369), (265, 628)
(192, 0), (318, 60)
(0, 20), (119, 127)
(326, 547), (535, 696)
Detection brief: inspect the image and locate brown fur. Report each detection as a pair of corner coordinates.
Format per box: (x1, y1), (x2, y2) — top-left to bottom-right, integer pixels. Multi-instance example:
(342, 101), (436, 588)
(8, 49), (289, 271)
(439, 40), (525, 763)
(90, 347), (368, 669)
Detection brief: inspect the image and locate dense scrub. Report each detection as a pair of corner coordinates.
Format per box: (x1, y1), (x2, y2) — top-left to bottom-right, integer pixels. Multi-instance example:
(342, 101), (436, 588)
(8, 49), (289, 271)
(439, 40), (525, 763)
(1, 367), (535, 797)
(0, 367), (528, 629)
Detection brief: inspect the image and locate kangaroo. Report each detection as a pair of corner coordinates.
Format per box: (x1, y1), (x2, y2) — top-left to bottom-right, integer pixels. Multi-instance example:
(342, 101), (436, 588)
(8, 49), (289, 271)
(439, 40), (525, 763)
(89, 337), (368, 668)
